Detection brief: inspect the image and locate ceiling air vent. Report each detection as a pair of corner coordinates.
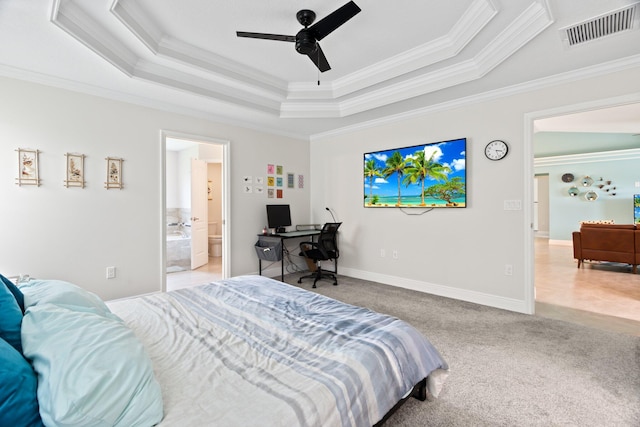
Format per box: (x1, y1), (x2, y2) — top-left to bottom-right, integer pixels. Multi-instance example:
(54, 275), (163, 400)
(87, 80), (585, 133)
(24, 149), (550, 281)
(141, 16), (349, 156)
(561, 2), (640, 47)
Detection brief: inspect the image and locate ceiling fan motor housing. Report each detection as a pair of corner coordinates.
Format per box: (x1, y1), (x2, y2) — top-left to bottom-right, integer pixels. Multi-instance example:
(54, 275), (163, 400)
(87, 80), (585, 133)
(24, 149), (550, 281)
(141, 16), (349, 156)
(295, 29), (317, 55)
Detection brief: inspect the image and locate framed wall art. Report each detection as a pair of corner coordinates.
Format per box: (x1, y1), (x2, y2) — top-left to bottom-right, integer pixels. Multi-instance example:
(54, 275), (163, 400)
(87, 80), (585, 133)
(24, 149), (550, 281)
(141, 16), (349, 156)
(64, 153), (85, 188)
(15, 148), (41, 186)
(105, 157), (124, 189)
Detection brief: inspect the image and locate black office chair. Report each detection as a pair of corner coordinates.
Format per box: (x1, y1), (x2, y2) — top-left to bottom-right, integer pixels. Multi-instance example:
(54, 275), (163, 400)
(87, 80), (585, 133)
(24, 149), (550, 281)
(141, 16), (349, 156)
(298, 222), (342, 288)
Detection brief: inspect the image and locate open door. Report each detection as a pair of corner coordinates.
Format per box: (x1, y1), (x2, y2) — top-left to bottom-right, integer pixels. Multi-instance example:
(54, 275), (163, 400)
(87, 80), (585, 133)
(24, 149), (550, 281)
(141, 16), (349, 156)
(191, 158), (208, 269)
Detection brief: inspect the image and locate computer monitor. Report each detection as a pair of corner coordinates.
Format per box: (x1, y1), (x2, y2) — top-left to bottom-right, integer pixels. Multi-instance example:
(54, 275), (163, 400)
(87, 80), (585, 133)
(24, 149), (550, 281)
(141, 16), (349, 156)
(266, 204), (292, 233)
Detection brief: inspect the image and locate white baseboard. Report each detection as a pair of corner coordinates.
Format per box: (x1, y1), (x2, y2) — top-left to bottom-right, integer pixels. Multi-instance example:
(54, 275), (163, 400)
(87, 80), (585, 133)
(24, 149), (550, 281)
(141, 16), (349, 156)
(339, 267), (530, 314)
(250, 263), (529, 314)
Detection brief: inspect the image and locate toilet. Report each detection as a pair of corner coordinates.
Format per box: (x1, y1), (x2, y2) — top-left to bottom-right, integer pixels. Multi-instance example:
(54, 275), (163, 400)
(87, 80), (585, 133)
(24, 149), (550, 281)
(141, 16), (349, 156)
(208, 222), (222, 257)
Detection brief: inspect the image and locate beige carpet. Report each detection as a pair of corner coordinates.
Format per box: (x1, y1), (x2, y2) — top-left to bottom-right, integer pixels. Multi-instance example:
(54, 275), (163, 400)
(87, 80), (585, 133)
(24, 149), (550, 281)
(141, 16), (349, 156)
(284, 273), (640, 426)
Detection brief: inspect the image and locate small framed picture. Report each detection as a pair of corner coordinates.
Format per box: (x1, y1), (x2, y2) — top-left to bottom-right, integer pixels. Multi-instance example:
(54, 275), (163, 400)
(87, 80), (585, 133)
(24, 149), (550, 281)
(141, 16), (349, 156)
(64, 153), (85, 188)
(207, 180), (213, 200)
(255, 186), (264, 194)
(267, 164), (275, 174)
(15, 148), (41, 186)
(105, 157), (124, 189)
(298, 174), (304, 189)
(287, 173), (294, 189)
(276, 165), (283, 175)
(276, 177), (283, 187)
(267, 176), (275, 187)
(267, 189), (275, 198)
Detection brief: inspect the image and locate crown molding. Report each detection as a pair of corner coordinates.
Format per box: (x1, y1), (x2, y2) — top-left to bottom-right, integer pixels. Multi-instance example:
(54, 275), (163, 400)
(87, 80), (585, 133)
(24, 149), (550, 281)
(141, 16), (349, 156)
(534, 148), (640, 166)
(52, 0), (137, 76)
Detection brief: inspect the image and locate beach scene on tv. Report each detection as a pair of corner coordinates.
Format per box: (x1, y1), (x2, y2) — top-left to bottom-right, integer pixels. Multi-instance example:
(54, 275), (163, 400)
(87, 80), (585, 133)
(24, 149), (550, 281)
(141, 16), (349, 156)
(364, 138), (466, 208)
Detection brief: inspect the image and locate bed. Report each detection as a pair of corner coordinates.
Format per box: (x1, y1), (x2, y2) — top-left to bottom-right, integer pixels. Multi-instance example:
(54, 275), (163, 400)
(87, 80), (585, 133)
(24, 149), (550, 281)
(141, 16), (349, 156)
(3, 274), (448, 427)
(109, 275), (448, 426)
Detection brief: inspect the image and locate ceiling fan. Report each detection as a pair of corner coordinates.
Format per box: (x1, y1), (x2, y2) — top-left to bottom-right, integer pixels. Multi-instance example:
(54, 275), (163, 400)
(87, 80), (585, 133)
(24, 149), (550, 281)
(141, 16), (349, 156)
(236, 1), (361, 72)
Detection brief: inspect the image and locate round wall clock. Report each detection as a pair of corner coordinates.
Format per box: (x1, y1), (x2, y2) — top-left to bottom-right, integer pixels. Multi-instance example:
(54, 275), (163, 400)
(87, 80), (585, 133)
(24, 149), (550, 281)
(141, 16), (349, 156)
(484, 140), (508, 161)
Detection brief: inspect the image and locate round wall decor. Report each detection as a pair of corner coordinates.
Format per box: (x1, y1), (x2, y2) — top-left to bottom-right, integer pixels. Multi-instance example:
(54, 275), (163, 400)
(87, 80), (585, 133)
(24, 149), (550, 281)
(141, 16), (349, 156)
(561, 173), (574, 183)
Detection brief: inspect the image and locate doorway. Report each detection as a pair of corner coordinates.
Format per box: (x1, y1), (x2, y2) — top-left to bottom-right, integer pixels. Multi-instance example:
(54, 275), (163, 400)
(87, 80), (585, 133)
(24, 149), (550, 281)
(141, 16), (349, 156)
(162, 131), (230, 292)
(525, 98), (640, 332)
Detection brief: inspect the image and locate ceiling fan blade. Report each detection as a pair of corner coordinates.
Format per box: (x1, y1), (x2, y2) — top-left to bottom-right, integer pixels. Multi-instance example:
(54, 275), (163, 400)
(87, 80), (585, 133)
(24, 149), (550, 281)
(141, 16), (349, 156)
(310, 1), (361, 41)
(307, 45), (331, 72)
(236, 32), (296, 42)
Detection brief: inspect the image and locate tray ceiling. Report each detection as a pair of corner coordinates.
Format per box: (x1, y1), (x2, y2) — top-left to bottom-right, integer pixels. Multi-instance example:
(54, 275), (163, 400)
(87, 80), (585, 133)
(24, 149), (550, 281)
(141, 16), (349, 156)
(0, 0), (639, 139)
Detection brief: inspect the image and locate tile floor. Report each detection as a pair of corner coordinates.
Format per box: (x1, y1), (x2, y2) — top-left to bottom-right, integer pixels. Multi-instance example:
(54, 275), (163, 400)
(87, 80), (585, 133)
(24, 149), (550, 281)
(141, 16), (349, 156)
(166, 256), (222, 292)
(534, 237), (640, 336)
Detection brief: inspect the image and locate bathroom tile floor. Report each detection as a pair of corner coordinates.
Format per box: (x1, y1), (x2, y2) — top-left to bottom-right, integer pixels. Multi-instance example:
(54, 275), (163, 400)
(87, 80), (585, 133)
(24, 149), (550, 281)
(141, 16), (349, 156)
(166, 257), (222, 292)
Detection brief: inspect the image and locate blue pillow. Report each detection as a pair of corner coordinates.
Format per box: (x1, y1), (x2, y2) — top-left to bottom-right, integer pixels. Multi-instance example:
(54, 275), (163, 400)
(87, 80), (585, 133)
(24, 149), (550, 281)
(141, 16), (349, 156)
(0, 274), (24, 313)
(0, 278), (22, 353)
(0, 338), (44, 427)
(19, 279), (112, 316)
(22, 303), (164, 427)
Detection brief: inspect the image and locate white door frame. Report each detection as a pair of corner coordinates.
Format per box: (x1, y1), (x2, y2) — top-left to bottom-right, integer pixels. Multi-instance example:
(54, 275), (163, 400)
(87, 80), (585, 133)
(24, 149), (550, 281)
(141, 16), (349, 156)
(160, 130), (231, 292)
(523, 93), (640, 314)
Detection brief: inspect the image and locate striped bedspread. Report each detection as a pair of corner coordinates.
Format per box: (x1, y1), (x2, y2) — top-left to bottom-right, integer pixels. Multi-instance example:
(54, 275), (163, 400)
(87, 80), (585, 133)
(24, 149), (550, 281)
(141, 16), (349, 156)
(108, 275), (448, 426)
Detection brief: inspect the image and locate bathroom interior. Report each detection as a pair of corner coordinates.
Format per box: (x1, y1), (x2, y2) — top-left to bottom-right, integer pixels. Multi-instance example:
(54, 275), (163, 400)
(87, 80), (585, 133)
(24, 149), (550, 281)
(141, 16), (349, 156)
(165, 138), (223, 289)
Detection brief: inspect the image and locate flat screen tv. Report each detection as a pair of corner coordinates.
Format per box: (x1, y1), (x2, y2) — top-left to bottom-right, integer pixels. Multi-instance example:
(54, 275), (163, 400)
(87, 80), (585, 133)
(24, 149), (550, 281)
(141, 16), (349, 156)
(266, 204), (292, 233)
(634, 195), (640, 225)
(364, 138), (466, 208)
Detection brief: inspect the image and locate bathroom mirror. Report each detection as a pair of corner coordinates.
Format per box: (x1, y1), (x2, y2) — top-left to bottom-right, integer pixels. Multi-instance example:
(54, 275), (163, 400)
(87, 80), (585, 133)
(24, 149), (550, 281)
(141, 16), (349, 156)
(585, 191), (598, 201)
(581, 176), (593, 187)
(568, 187), (579, 197)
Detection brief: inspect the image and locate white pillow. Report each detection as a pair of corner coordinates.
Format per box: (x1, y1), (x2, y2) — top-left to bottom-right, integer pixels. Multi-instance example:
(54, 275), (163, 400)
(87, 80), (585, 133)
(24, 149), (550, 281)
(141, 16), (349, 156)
(21, 303), (163, 427)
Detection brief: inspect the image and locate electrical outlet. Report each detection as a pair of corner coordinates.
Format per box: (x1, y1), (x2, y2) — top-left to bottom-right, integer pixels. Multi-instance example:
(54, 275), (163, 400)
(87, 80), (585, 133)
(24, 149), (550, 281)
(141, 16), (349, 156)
(380, 249), (386, 258)
(392, 250), (399, 259)
(504, 264), (513, 276)
(106, 266), (116, 279)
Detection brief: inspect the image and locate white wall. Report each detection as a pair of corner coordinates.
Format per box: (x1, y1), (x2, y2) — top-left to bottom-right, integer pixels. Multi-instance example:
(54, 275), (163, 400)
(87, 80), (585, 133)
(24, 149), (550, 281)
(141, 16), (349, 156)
(0, 76), (309, 300)
(310, 67), (640, 313)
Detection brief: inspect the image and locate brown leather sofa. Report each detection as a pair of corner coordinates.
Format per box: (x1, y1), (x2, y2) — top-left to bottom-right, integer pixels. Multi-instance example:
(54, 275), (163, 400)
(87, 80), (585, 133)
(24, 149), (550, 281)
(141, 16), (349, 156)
(572, 223), (637, 273)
